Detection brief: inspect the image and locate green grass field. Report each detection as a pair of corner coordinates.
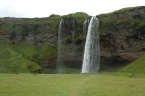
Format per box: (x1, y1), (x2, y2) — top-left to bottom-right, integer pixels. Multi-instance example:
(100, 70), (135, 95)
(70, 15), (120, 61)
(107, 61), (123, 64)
(121, 54), (145, 74)
(0, 73), (145, 96)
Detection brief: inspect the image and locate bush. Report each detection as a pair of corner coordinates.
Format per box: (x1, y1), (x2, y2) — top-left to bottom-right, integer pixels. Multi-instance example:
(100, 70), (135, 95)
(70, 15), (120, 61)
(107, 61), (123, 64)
(39, 45), (57, 60)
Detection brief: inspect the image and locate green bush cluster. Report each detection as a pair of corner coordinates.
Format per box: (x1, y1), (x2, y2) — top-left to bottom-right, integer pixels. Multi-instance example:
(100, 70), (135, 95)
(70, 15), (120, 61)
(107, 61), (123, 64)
(39, 45), (57, 60)
(132, 18), (145, 32)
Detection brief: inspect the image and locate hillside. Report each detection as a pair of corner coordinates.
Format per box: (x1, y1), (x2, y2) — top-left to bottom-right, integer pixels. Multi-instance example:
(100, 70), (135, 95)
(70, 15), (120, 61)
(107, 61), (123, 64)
(0, 6), (145, 73)
(98, 6), (145, 70)
(0, 40), (42, 73)
(121, 54), (145, 73)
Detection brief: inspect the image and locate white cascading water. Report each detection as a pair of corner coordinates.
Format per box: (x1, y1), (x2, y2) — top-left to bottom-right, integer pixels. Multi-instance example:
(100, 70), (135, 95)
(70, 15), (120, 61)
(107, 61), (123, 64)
(71, 18), (75, 53)
(57, 19), (64, 73)
(83, 17), (89, 35)
(82, 16), (100, 73)
(83, 17), (90, 46)
(72, 18), (75, 45)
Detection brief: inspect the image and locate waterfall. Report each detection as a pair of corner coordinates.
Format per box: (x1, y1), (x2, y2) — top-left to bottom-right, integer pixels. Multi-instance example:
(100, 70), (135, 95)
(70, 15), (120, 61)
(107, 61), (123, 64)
(72, 18), (75, 45)
(82, 16), (100, 73)
(83, 17), (89, 35)
(57, 19), (64, 73)
(71, 18), (75, 53)
(83, 17), (90, 45)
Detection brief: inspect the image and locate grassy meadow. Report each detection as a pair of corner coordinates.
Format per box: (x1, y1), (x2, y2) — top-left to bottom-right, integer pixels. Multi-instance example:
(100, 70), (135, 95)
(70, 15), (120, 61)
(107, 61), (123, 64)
(0, 40), (145, 96)
(0, 73), (145, 96)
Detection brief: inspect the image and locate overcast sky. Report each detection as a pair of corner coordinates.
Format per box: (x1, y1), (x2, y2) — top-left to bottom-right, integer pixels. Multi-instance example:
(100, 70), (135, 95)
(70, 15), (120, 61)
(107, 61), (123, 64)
(0, 0), (145, 18)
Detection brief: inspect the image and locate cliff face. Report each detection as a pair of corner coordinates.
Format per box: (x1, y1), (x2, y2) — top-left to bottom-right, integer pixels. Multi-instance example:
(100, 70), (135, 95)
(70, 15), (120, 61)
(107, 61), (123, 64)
(0, 7), (145, 72)
(98, 6), (145, 70)
(0, 15), (61, 46)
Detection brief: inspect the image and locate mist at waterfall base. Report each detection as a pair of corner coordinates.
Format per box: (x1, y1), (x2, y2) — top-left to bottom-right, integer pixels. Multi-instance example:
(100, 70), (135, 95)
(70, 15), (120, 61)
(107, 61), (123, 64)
(82, 16), (100, 73)
(57, 16), (100, 73)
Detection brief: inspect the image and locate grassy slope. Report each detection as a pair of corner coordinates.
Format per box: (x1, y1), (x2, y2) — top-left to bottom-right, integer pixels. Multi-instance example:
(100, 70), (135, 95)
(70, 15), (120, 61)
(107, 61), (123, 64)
(0, 73), (145, 96)
(0, 40), (41, 73)
(0, 49), (41, 73)
(121, 54), (145, 74)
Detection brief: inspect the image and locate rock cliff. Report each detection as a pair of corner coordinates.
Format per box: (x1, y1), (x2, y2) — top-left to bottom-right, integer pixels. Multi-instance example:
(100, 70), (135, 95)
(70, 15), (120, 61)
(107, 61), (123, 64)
(98, 6), (145, 71)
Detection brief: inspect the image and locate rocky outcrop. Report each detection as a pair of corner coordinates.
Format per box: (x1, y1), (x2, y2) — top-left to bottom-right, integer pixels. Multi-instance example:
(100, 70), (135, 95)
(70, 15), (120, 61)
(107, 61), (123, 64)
(98, 6), (145, 70)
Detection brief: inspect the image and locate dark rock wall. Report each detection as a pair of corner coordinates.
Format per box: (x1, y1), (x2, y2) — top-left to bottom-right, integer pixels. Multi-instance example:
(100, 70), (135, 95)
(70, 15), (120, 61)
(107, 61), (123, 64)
(98, 6), (145, 70)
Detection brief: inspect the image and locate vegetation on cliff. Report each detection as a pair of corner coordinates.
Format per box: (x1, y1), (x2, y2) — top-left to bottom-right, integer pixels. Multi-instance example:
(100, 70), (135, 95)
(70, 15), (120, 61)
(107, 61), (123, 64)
(98, 6), (145, 34)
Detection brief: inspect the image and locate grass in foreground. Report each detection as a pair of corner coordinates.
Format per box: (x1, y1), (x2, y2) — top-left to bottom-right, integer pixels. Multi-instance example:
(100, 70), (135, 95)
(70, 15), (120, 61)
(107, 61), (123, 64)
(0, 73), (145, 96)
